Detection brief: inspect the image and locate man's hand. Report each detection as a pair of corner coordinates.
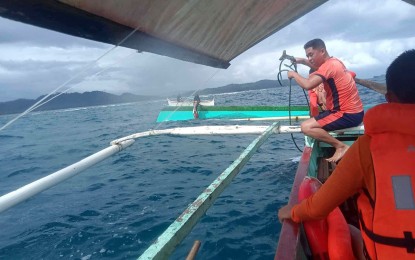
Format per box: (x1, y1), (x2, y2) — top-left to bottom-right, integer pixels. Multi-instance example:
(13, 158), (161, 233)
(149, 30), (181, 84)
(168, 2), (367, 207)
(287, 71), (296, 79)
(278, 204), (293, 222)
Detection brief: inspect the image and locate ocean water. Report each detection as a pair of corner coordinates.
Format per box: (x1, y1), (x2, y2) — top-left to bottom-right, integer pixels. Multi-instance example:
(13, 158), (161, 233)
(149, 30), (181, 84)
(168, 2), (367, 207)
(0, 83), (385, 259)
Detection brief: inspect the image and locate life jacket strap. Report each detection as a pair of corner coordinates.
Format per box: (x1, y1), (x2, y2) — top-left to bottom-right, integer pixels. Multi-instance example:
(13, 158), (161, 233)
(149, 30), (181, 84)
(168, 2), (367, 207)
(359, 212), (415, 253)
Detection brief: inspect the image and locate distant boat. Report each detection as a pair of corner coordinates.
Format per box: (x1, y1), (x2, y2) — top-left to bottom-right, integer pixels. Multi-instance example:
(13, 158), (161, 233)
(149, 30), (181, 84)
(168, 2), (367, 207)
(157, 105), (310, 122)
(167, 98), (215, 106)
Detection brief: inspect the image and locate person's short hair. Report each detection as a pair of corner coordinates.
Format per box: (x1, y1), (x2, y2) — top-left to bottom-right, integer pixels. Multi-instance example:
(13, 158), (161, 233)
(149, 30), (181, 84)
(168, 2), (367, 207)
(304, 39), (326, 50)
(386, 49), (415, 103)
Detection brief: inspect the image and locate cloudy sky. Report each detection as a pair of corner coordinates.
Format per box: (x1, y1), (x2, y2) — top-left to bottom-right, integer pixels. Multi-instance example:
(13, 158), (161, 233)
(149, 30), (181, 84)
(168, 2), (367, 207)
(0, 0), (414, 102)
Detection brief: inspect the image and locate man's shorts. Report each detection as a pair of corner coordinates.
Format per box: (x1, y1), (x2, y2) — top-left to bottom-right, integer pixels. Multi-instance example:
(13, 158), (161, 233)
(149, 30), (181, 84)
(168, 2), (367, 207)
(315, 110), (364, 131)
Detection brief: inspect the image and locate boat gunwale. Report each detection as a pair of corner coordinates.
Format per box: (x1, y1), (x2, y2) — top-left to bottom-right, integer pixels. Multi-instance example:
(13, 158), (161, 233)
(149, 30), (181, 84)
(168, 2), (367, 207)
(160, 105), (310, 112)
(274, 146), (312, 259)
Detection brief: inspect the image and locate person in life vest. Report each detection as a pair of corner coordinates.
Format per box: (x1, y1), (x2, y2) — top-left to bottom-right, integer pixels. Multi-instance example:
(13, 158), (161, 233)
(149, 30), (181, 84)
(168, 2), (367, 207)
(288, 39), (364, 162)
(278, 49), (415, 260)
(307, 68), (327, 117)
(307, 68), (357, 117)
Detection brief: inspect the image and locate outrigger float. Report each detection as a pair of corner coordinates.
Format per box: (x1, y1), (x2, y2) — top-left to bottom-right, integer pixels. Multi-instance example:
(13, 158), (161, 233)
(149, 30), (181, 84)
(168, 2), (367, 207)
(0, 0), (407, 259)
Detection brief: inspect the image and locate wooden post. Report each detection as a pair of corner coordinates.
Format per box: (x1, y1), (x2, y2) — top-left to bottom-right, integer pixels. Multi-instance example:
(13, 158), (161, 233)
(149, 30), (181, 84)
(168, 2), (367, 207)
(185, 240), (201, 260)
(355, 78), (386, 95)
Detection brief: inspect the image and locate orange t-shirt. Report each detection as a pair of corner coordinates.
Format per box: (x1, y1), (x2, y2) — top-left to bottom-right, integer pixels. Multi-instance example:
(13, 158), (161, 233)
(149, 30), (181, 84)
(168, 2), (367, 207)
(311, 58), (363, 114)
(291, 135), (375, 222)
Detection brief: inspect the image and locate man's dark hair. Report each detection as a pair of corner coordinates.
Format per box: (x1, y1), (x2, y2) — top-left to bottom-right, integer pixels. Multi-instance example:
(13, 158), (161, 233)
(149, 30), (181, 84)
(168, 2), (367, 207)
(386, 49), (415, 103)
(304, 39), (326, 50)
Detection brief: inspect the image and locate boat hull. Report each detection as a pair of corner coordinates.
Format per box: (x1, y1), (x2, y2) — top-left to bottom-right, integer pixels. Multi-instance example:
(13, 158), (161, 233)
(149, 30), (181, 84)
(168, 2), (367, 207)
(157, 105), (310, 122)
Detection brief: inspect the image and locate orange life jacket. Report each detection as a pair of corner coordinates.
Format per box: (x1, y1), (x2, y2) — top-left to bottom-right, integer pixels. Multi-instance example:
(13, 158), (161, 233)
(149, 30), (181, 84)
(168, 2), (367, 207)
(357, 103), (415, 259)
(308, 90), (319, 117)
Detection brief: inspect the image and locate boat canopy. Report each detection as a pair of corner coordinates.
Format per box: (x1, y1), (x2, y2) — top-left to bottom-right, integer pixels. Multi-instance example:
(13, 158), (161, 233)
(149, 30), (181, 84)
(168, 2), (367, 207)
(1, 1), (414, 68)
(0, 0), (328, 68)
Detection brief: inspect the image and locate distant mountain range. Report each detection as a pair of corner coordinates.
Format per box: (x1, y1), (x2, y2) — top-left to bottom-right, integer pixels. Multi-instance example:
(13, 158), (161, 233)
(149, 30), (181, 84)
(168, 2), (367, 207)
(1, 75), (383, 115)
(200, 79), (285, 95)
(0, 79), (291, 115)
(0, 92), (157, 115)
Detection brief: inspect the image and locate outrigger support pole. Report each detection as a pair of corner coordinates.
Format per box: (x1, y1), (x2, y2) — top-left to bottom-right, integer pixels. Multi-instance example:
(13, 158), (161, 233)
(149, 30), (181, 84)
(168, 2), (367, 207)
(1, 123), (363, 215)
(138, 122), (280, 260)
(111, 124), (302, 145)
(0, 140), (135, 213)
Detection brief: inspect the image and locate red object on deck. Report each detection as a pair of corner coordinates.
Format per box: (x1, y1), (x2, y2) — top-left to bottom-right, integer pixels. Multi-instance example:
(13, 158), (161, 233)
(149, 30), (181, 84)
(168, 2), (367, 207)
(327, 207), (354, 260)
(193, 110), (199, 119)
(298, 177), (329, 259)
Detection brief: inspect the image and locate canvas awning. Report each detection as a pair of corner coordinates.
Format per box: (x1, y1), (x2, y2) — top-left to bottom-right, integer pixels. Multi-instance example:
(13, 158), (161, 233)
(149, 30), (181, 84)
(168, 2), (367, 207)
(0, 0), (327, 68)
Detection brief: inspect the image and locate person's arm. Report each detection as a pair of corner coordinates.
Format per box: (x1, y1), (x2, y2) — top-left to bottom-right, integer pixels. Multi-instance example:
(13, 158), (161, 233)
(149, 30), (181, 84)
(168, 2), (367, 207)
(293, 139), (366, 221)
(287, 72), (323, 90)
(278, 137), (367, 222)
(295, 57), (317, 70)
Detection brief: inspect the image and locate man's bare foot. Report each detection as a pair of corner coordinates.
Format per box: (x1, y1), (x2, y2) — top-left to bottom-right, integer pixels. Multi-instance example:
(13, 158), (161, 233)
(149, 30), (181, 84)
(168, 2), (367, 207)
(327, 144), (349, 162)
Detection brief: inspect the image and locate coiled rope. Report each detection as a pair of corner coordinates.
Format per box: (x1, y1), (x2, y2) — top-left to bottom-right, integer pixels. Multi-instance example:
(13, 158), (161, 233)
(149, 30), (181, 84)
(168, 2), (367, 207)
(276, 50), (310, 152)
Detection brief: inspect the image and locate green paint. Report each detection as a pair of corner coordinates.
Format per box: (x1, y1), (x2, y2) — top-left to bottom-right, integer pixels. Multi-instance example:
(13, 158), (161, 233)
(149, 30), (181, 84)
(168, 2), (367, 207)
(157, 106), (310, 122)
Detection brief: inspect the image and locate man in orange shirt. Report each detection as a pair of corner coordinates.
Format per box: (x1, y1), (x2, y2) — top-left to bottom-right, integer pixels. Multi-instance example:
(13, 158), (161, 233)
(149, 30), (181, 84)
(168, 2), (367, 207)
(288, 39), (364, 162)
(279, 49), (415, 259)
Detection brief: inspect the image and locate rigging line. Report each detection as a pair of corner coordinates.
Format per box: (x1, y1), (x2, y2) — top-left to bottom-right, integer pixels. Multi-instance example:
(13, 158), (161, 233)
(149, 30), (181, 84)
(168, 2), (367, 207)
(153, 68), (221, 130)
(0, 27), (141, 133)
(31, 50), (138, 111)
(288, 79), (304, 153)
(277, 53), (306, 153)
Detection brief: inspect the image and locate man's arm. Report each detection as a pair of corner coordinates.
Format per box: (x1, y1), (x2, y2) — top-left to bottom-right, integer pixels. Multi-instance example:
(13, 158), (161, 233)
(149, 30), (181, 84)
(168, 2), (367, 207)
(287, 72), (323, 90)
(295, 57), (317, 70)
(278, 137), (367, 222)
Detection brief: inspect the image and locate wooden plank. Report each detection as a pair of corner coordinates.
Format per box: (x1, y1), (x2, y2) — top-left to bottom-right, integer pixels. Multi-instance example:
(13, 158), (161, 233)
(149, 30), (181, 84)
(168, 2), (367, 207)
(317, 157), (330, 183)
(138, 122), (279, 259)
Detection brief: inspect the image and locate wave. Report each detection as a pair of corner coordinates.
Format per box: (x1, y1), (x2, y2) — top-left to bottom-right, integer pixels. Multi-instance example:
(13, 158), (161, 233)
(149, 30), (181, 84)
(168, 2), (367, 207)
(0, 134), (24, 139)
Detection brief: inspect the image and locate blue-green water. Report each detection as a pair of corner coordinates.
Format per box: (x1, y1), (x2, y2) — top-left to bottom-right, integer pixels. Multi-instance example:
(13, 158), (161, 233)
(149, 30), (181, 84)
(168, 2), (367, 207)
(0, 84), (384, 259)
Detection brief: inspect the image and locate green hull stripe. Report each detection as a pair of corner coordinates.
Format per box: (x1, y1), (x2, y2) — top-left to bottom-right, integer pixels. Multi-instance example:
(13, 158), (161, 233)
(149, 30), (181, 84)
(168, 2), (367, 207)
(161, 105), (309, 112)
(157, 106), (310, 122)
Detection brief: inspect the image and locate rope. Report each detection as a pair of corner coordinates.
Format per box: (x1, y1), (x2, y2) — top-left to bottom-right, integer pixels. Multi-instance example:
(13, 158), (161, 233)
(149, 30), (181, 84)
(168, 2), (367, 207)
(0, 27), (141, 133)
(277, 52), (309, 153)
(30, 51), (138, 112)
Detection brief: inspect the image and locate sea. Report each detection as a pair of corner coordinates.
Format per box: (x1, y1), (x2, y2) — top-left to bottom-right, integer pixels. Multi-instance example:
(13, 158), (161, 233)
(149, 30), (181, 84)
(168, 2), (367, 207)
(0, 81), (385, 260)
